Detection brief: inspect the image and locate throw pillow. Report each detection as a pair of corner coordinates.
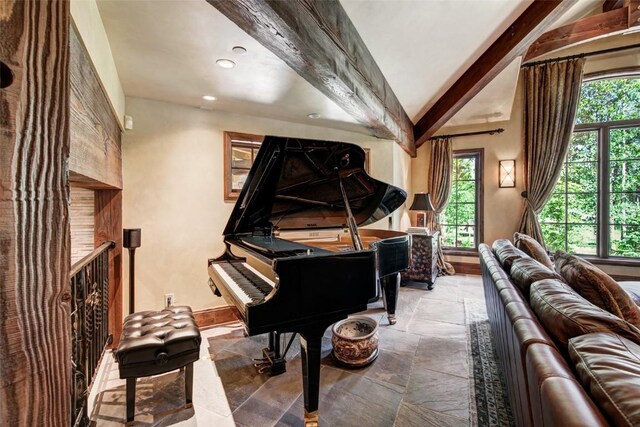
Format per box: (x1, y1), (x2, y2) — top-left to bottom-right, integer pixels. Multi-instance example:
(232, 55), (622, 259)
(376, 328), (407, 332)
(530, 279), (640, 351)
(569, 333), (640, 427)
(492, 239), (528, 273)
(555, 251), (640, 328)
(509, 257), (563, 300)
(513, 232), (554, 269)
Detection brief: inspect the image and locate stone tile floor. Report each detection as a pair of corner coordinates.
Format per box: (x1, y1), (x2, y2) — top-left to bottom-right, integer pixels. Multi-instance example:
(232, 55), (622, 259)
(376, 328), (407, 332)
(88, 274), (485, 426)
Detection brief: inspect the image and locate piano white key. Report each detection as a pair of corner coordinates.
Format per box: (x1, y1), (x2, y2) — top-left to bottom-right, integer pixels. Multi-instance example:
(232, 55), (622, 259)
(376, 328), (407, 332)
(243, 262), (275, 288)
(211, 264), (252, 305)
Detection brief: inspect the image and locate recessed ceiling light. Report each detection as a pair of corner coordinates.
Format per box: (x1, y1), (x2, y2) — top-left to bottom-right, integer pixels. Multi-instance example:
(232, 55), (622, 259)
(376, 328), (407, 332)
(216, 59), (236, 69)
(307, 113), (321, 119)
(232, 46), (247, 55)
(202, 95), (217, 101)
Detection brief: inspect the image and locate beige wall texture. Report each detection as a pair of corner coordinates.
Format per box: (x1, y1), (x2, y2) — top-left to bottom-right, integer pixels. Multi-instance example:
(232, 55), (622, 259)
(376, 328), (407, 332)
(122, 97), (410, 314)
(411, 75), (524, 264)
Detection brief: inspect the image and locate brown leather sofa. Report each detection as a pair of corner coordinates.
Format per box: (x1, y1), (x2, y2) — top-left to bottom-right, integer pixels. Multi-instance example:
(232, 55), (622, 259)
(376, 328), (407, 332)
(479, 243), (640, 427)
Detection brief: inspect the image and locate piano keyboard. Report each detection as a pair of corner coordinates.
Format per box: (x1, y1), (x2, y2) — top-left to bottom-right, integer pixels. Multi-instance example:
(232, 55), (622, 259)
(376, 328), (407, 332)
(211, 261), (275, 306)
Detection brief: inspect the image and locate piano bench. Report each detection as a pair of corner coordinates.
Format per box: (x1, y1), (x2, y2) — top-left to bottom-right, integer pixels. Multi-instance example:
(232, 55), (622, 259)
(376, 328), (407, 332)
(115, 306), (201, 424)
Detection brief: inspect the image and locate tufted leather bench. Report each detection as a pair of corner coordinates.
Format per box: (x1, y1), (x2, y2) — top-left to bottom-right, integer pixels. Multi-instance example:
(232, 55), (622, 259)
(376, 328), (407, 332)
(115, 306), (201, 423)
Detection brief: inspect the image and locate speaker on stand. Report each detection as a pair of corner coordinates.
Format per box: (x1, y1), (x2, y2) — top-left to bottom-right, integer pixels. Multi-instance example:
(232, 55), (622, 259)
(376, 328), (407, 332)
(123, 229), (141, 315)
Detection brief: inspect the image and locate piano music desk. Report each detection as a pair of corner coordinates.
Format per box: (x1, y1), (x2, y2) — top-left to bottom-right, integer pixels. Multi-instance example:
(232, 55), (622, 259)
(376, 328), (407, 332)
(402, 231), (439, 289)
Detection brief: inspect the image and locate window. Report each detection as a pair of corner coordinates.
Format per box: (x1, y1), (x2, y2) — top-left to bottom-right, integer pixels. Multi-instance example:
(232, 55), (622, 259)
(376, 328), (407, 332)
(224, 132), (264, 201)
(441, 149), (484, 250)
(540, 77), (640, 258)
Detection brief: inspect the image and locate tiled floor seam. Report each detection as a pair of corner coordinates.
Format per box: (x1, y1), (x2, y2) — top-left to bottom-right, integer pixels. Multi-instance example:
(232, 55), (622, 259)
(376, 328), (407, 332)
(391, 336), (421, 427)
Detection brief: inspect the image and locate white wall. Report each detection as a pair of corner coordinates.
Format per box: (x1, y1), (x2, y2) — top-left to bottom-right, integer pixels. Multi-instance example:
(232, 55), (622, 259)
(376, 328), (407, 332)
(122, 97), (409, 314)
(71, 0), (126, 128)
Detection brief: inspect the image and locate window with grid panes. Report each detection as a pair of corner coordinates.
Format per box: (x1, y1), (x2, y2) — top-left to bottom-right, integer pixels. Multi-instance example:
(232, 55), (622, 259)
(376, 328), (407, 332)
(539, 77), (640, 258)
(441, 149), (484, 250)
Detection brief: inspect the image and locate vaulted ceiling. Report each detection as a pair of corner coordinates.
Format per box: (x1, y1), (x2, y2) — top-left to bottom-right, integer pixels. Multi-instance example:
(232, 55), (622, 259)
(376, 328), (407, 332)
(96, 0), (604, 155)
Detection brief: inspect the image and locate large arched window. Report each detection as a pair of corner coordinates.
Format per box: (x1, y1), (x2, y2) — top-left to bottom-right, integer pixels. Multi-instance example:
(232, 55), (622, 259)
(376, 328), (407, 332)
(539, 76), (640, 258)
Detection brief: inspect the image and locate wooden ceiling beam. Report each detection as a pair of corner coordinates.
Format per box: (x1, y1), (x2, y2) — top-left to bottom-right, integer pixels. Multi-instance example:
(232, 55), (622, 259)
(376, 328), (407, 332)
(207, 0), (416, 156)
(523, 7), (630, 62)
(413, 0), (577, 148)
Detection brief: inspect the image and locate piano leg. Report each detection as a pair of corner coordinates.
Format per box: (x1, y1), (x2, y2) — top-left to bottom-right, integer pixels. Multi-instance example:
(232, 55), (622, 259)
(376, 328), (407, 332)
(380, 272), (400, 325)
(299, 330), (323, 427)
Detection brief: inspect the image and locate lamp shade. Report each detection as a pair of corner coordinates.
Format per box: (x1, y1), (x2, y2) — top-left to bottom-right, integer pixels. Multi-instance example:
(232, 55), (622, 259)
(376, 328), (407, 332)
(499, 160), (516, 188)
(409, 193), (434, 211)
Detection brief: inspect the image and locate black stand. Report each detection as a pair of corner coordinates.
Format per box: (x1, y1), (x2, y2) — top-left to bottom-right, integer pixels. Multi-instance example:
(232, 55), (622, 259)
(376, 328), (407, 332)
(123, 228), (141, 315)
(127, 248), (136, 315)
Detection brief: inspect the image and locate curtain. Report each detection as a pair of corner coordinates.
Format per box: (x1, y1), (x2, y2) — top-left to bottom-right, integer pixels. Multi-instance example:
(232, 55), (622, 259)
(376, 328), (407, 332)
(519, 58), (586, 244)
(426, 137), (455, 275)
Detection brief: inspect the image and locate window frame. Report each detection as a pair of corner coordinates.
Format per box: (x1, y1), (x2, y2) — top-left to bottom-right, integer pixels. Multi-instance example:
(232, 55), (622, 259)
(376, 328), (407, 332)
(441, 148), (484, 252)
(541, 71), (640, 263)
(572, 118), (640, 259)
(224, 131), (265, 201)
(539, 129), (600, 256)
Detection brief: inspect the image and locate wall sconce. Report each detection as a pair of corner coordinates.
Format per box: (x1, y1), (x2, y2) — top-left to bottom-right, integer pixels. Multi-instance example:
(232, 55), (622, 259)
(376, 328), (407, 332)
(499, 160), (516, 188)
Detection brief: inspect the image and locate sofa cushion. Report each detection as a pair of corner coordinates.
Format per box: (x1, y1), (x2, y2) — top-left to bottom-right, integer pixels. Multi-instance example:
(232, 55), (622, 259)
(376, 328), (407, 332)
(530, 279), (640, 351)
(510, 257), (563, 300)
(555, 251), (640, 327)
(513, 232), (554, 269)
(492, 239), (528, 273)
(620, 281), (640, 306)
(569, 332), (640, 427)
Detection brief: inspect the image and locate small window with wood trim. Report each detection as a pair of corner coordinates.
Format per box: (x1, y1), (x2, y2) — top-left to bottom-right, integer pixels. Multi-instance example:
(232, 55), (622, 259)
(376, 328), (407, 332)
(224, 131), (265, 201)
(441, 149), (484, 250)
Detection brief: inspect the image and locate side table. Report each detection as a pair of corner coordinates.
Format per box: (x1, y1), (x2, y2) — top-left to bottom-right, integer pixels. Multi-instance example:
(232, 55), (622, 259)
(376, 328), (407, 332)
(401, 231), (439, 289)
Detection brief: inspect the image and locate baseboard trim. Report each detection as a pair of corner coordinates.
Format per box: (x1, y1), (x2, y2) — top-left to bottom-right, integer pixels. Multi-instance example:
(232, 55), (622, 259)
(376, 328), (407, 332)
(450, 261), (482, 275)
(193, 306), (239, 329)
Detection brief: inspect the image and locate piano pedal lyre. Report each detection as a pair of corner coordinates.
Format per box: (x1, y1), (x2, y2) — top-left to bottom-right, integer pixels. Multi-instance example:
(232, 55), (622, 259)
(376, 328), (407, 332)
(252, 331), (297, 376)
(253, 348), (287, 376)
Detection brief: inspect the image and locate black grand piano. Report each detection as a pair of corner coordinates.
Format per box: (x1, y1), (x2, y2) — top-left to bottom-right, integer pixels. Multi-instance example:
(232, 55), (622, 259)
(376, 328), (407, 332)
(207, 136), (409, 426)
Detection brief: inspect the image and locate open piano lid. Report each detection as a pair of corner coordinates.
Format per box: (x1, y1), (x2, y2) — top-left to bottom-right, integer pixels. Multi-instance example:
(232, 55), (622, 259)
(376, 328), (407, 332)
(224, 136), (407, 236)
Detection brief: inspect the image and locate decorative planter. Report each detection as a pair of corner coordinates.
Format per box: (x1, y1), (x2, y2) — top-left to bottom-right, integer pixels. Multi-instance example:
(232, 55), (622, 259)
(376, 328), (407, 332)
(331, 316), (379, 367)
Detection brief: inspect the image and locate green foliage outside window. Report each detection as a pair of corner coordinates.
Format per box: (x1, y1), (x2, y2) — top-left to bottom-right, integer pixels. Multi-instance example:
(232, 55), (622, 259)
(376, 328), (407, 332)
(575, 78), (640, 124)
(442, 155), (478, 249)
(540, 77), (640, 258)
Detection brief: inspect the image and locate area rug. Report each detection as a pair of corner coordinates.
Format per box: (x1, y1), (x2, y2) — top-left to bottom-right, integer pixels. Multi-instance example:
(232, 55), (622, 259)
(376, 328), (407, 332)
(465, 299), (515, 427)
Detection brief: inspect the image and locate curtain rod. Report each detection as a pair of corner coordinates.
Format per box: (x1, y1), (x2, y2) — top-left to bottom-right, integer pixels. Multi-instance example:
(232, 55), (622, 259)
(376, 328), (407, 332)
(522, 43), (640, 68)
(429, 128), (504, 140)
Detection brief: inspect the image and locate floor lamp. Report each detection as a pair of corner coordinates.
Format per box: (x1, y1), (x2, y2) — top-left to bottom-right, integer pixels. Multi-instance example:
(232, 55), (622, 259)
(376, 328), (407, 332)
(123, 228), (141, 315)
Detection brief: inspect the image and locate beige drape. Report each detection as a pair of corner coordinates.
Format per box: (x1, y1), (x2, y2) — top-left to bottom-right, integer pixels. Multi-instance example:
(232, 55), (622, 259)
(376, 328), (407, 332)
(426, 137), (455, 275)
(519, 58), (586, 244)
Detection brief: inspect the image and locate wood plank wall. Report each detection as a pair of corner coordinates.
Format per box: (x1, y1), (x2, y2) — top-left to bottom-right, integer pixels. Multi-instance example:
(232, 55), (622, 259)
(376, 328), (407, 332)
(68, 24), (124, 346)
(70, 187), (95, 264)
(69, 25), (123, 189)
(0, 1), (72, 425)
